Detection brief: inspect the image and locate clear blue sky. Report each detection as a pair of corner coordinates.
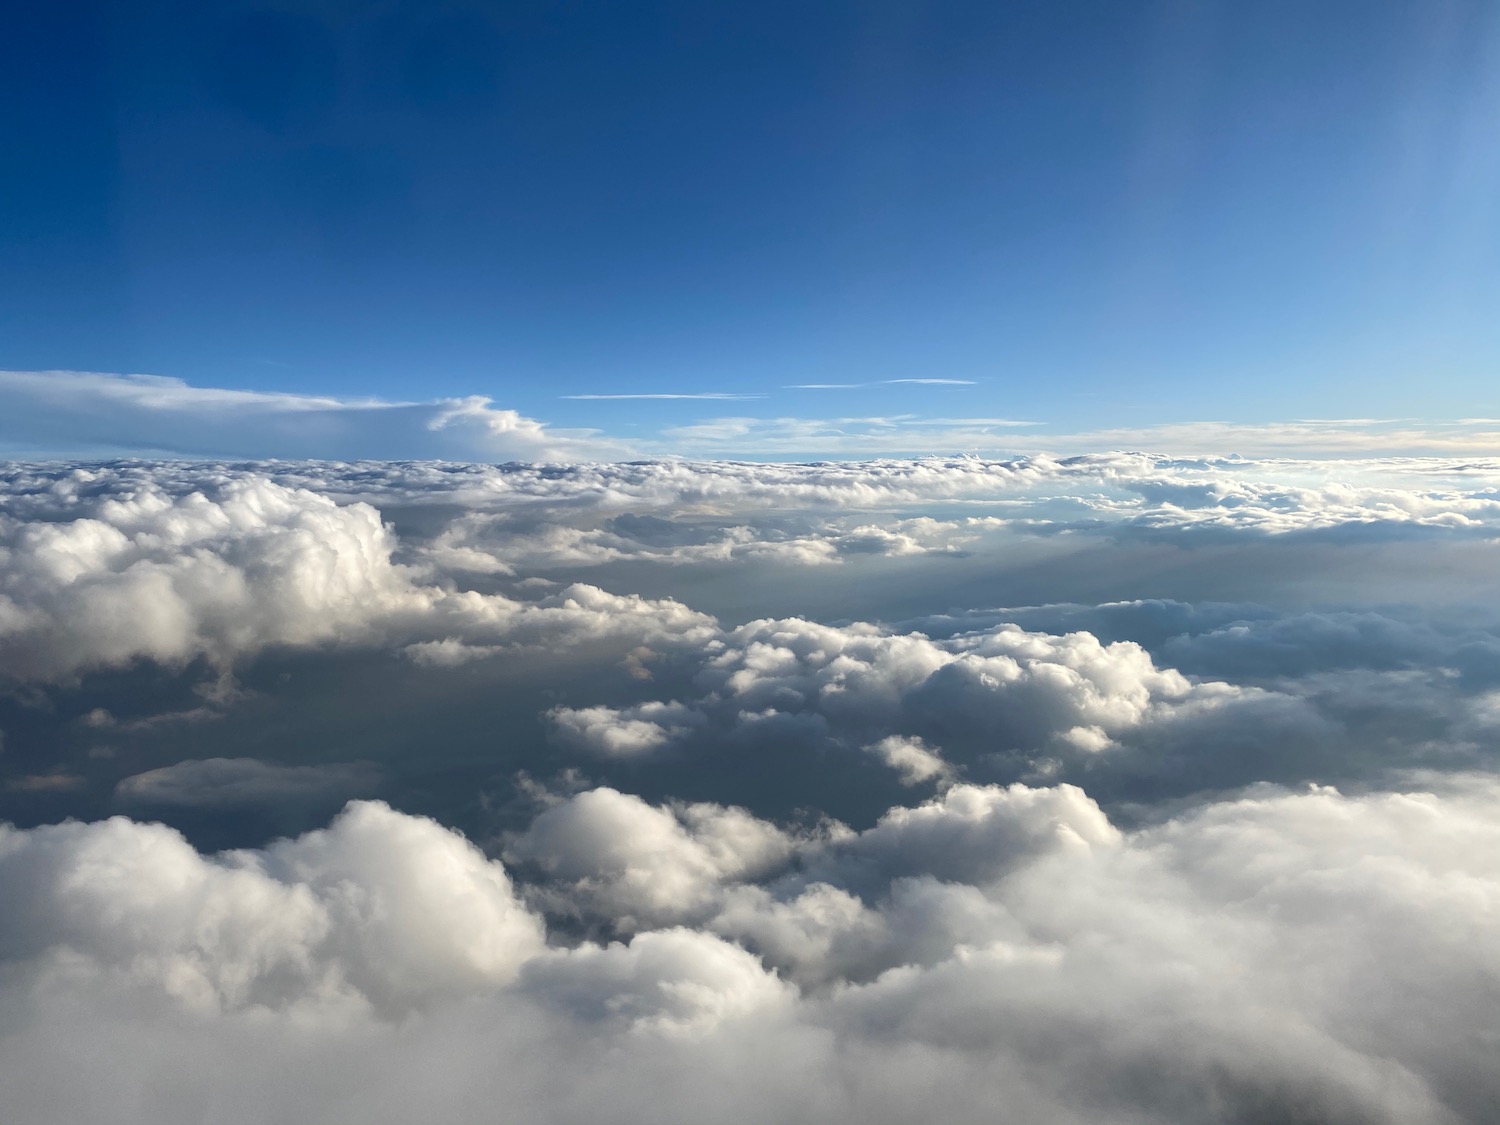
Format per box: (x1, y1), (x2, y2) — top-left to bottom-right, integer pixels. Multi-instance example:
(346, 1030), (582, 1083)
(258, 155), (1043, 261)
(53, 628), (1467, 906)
(3, 0), (1498, 454)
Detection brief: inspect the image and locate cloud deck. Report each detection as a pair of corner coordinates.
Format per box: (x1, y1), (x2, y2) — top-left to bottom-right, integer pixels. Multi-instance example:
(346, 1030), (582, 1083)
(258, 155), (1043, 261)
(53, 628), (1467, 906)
(2, 454), (1499, 1124)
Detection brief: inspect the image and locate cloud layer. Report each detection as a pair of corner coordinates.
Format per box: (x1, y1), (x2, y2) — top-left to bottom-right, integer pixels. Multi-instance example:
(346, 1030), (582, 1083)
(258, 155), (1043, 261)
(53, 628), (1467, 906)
(3, 453), (1500, 1123)
(2, 779), (1498, 1123)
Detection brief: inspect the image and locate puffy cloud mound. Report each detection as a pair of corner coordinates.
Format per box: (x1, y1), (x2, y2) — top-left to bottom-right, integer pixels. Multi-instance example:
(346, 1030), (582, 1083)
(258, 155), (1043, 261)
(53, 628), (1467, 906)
(505, 787), (800, 930)
(811, 780), (1119, 889)
(547, 702), (709, 758)
(518, 927), (794, 1034)
(702, 616), (1192, 749)
(0, 477), (417, 679)
(0, 800), (545, 1017)
(561, 613), (1321, 797)
(0, 472), (716, 682)
(1, 780), (1499, 1123)
(866, 734), (953, 786)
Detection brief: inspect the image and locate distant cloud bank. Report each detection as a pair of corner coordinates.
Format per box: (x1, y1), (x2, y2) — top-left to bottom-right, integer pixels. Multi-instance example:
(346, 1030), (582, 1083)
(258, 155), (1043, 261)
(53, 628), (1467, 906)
(5, 369), (1500, 459)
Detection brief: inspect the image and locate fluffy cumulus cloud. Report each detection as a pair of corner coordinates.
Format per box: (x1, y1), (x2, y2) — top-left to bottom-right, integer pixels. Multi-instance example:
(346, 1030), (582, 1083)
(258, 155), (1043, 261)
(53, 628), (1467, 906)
(5, 454), (1500, 1123)
(0, 469), (716, 682)
(0, 800), (545, 1018)
(544, 612), (1343, 804)
(0, 475), (417, 679)
(867, 734), (953, 786)
(1, 780), (1498, 1123)
(701, 616), (1193, 752)
(546, 701), (709, 758)
(504, 787), (801, 930)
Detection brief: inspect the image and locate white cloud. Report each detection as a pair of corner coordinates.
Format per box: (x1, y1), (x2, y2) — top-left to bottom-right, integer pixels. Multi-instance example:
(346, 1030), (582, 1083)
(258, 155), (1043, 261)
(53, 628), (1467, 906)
(655, 414), (1500, 458)
(4, 456), (1496, 816)
(418, 511), (971, 576)
(14, 452), (1496, 541)
(801, 781), (1118, 892)
(0, 472), (717, 682)
(9, 370), (1500, 462)
(399, 638), (508, 666)
(866, 735), (954, 787)
(688, 614), (1213, 766)
(0, 370), (629, 461)
(0, 475), (421, 679)
(504, 787), (799, 930)
(2, 780), (1499, 1122)
(0, 800), (545, 1018)
(518, 927), (793, 1034)
(6, 433), (1500, 1125)
(547, 701), (708, 758)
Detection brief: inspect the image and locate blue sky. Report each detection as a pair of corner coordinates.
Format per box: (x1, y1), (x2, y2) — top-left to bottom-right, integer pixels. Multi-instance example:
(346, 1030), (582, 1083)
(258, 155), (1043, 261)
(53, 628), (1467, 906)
(3, 0), (1498, 458)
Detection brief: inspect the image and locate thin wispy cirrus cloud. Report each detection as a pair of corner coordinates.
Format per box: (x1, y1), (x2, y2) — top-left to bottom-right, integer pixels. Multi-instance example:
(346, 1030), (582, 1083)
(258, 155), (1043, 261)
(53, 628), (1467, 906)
(786, 378), (979, 388)
(559, 392), (765, 400)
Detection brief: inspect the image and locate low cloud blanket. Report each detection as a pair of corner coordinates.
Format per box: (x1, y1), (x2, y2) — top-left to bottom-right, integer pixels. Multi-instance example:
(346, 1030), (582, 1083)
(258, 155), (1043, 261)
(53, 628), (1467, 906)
(2, 454), (1499, 1124)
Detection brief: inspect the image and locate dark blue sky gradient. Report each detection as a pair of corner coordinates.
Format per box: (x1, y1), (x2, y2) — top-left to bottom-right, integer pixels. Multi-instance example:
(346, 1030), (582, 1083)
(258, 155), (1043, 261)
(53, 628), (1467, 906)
(3, 0), (1497, 439)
